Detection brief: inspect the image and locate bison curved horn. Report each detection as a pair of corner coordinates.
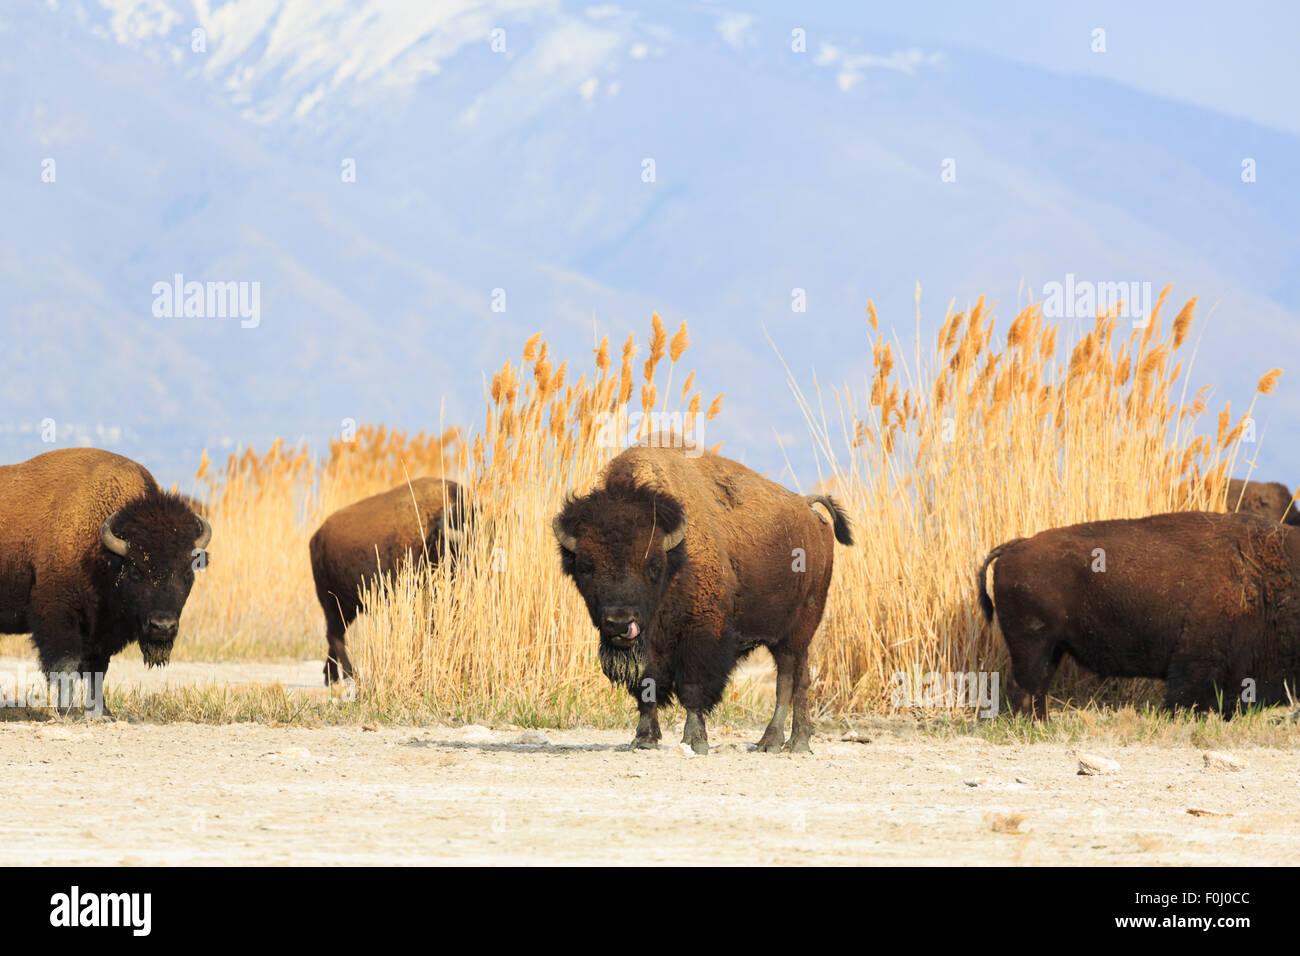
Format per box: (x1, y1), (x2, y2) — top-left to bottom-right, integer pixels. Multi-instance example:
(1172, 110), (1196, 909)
(100, 513), (129, 556)
(552, 516), (578, 553)
(662, 517), (687, 552)
(194, 513), (213, 551)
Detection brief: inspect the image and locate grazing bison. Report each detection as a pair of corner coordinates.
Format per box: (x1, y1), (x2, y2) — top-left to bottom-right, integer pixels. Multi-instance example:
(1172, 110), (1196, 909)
(552, 445), (853, 754)
(1226, 478), (1300, 525)
(0, 448), (211, 688)
(309, 477), (466, 684)
(978, 511), (1300, 717)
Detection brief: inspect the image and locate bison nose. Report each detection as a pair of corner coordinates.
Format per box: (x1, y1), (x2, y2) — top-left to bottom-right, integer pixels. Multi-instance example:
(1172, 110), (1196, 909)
(146, 615), (178, 639)
(602, 614), (640, 640)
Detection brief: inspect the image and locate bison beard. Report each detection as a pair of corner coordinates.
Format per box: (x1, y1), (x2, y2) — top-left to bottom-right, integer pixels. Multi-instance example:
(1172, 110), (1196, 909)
(598, 636), (648, 691)
(140, 639), (173, 668)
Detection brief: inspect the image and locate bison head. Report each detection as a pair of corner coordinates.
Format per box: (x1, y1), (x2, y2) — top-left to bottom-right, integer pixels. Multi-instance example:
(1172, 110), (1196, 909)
(100, 491), (212, 666)
(552, 481), (687, 684)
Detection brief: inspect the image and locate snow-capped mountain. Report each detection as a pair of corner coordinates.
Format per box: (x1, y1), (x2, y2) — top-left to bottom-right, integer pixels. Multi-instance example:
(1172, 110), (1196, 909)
(4, 0), (1299, 488)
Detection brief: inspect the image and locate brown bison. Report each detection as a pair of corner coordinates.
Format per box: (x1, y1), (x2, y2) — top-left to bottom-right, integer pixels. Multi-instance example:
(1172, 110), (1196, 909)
(553, 445), (853, 754)
(978, 511), (1300, 717)
(1227, 478), (1300, 525)
(0, 448), (211, 689)
(309, 477), (466, 684)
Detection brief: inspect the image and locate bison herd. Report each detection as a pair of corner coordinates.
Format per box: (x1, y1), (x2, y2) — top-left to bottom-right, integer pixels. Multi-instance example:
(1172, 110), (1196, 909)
(2, 444), (1299, 746)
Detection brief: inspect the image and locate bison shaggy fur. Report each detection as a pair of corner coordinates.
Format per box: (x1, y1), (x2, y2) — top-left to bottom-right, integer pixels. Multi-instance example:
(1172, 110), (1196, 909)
(309, 477), (466, 684)
(553, 445), (852, 754)
(979, 511), (1300, 717)
(0, 448), (210, 687)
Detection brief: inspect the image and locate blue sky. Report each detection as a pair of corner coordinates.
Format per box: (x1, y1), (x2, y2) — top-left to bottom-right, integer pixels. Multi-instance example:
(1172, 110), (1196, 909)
(769, 0), (1300, 133)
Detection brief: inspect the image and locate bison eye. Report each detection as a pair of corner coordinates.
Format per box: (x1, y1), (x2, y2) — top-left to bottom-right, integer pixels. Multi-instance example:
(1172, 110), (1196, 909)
(647, 557), (663, 583)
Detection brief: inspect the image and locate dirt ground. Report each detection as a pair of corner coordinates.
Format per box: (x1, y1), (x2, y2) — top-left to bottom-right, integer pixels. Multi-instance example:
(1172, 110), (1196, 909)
(0, 654), (1296, 865)
(2, 711), (1298, 865)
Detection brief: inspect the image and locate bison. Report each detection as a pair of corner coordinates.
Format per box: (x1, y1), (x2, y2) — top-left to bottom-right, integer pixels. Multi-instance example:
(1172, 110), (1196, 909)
(309, 477), (466, 684)
(552, 445), (853, 754)
(978, 511), (1300, 717)
(1226, 478), (1300, 525)
(0, 448), (211, 696)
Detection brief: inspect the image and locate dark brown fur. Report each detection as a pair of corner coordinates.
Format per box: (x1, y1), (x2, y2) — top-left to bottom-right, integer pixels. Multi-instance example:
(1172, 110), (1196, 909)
(978, 511), (1300, 717)
(309, 477), (465, 684)
(554, 446), (853, 754)
(0, 448), (209, 685)
(1227, 478), (1300, 525)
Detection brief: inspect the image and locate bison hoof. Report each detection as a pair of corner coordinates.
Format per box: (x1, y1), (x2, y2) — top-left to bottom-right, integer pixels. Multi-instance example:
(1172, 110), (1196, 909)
(783, 738), (813, 754)
(688, 738), (709, 755)
(631, 736), (659, 751)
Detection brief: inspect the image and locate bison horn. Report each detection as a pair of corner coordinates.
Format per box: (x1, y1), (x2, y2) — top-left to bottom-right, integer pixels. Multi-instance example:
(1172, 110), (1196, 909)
(552, 516), (578, 553)
(662, 517), (687, 552)
(101, 514), (129, 556)
(194, 513), (212, 551)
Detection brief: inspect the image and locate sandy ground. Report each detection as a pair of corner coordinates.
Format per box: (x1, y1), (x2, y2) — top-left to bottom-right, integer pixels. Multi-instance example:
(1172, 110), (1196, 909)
(1, 716), (1297, 865)
(1, 654), (1297, 865)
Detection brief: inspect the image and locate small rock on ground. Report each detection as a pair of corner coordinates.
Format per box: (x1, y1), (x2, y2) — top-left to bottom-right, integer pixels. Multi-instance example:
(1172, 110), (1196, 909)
(1203, 751), (1247, 773)
(1078, 753), (1120, 775)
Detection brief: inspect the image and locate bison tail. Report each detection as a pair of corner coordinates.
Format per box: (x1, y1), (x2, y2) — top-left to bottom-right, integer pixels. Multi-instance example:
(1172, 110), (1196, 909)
(808, 495), (854, 546)
(977, 540), (1021, 623)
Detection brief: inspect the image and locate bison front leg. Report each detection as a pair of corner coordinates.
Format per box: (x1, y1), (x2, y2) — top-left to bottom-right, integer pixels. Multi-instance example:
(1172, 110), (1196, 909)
(632, 700), (661, 750)
(630, 669), (665, 749)
(676, 676), (712, 754)
(32, 609), (87, 714)
(681, 709), (709, 755)
(76, 653), (113, 719)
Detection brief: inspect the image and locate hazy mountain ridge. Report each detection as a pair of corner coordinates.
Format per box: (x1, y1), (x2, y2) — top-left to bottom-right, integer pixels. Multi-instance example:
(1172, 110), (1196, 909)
(5, 0), (1298, 488)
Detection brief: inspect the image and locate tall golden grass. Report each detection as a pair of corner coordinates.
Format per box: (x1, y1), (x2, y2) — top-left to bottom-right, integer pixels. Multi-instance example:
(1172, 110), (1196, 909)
(790, 286), (1279, 712)
(119, 289), (1278, 723)
(174, 315), (733, 724)
(177, 424), (464, 659)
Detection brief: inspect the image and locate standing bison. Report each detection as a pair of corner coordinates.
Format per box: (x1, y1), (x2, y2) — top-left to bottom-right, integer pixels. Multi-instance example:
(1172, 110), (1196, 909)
(552, 445), (853, 754)
(309, 477), (466, 684)
(979, 511), (1300, 717)
(0, 448), (211, 693)
(1227, 478), (1300, 525)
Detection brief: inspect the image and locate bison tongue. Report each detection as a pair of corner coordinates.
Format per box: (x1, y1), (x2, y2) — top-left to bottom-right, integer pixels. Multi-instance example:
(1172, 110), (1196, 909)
(626, 621), (640, 639)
